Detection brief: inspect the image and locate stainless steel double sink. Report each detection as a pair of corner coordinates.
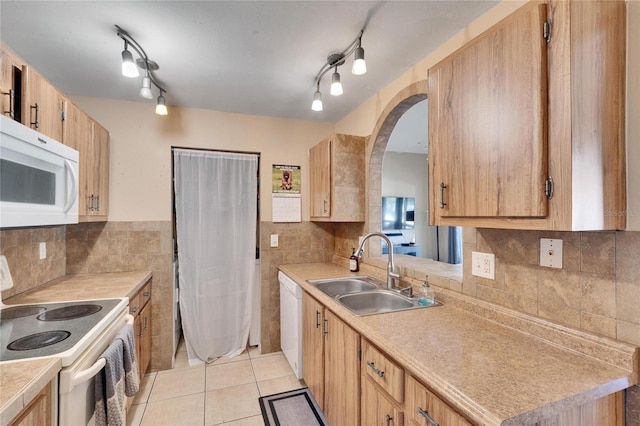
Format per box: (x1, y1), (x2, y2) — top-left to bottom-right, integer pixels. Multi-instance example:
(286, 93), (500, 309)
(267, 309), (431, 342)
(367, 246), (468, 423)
(308, 276), (441, 316)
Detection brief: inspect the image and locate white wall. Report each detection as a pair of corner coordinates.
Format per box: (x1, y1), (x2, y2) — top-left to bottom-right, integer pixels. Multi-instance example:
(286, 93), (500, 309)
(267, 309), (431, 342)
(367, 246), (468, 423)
(70, 97), (334, 222)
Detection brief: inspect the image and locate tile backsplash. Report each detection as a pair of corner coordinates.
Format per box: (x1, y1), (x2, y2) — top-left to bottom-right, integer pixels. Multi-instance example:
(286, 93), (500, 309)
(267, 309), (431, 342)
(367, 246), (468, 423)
(0, 226), (66, 298)
(462, 228), (640, 348)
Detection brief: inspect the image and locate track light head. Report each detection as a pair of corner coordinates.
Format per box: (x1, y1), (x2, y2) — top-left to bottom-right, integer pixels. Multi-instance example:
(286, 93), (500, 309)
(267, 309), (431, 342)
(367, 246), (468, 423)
(121, 43), (139, 78)
(311, 90), (323, 111)
(156, 93), (168, 115)
(139, 76), (154, 99)
(330, 68), (343, 96)
(352, 46), (367, 75)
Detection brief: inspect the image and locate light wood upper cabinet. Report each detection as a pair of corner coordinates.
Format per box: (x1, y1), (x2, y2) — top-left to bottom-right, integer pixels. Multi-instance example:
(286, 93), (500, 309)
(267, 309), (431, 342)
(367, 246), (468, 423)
(309, 134), (365, 222)
(301, 293), (360, 426)
(1, 45), (23, 121)
(62, 100), (110, 221)
(428, 0), (626, 231)
(21, 66), (64, 141)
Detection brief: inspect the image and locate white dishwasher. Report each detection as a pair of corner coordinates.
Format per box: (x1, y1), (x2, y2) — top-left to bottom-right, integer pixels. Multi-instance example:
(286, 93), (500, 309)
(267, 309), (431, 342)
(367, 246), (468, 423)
(278, 271), (303, 379)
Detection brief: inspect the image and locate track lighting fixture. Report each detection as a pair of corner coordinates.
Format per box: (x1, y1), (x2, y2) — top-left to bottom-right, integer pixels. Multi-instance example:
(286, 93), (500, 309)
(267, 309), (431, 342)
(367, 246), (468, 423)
(311, 29), (367, 111)
(116, 25), (169, 115)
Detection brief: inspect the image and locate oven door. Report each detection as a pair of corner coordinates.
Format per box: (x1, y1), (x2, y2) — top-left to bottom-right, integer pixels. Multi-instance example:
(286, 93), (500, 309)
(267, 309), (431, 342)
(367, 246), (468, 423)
(58, 312), (131, 426)
(0, 115), (79, 228)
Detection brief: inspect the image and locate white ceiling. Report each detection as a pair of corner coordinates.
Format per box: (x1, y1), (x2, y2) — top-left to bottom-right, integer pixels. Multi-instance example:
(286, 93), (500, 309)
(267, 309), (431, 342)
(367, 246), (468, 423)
(386, 99), (428, 154)
(0, 1), (497, 124)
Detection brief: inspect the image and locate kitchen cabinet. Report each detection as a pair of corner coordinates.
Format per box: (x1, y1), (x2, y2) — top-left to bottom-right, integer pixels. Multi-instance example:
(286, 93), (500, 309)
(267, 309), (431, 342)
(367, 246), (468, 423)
(361, 339), (405, 426)
(302, 293), (360, 425)
(428, 0), (626, 231)
(21, 66), (64, 141)
(9, 382), (52, 426)
(1, 44), (23, 122)
(62, 100), (110, 220)
(309, 134), (365, 222)
(130, 280), (152, 379)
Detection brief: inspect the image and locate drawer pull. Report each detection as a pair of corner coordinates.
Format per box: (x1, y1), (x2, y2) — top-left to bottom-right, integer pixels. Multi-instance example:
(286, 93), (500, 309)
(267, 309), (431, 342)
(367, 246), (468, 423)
(143, 291), (150, 297)
(366, 360), (385, 378)
(418, 407), (439, 426)
(385, 414), (393, 426)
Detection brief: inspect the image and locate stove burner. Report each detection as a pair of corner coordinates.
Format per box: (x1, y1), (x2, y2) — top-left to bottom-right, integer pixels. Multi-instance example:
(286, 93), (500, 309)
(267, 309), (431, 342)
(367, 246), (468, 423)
(0, 306), (47, 320)
(7, 330), (71, 351)
(37, 304), (102, 321)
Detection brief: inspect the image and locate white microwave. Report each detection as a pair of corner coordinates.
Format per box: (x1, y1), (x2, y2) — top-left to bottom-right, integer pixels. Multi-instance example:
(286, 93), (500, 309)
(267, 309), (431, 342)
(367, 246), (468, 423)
(0, 115), (79, 228)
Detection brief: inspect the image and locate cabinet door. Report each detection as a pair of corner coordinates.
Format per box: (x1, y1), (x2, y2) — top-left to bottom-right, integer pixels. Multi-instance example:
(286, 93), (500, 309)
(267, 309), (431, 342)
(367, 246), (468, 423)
(62, 100), (92, 216)
(140, 302), (151, 377)
(362, 376), (404, 426)
(91, 121), (109, 216)
(22, 66), (63, 141)
(10, 382), (51, 426)
(324, 310), (360, 426)
(309, 138), (331, 218)
(429, 1), (548, 220)
(302, 294), (324, 409)
(1, 48), (17, 120)
(406, 375), (471, 426)
(134, 313), (143, 380)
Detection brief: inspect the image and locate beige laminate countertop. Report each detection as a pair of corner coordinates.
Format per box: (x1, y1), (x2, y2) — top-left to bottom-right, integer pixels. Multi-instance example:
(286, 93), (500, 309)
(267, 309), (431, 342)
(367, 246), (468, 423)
(0, 271), (152, 426)
(279, 263), (639, 426)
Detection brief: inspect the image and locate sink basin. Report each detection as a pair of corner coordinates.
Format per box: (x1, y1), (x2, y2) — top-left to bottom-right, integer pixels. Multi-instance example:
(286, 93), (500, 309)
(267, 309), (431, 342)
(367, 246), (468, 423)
(308, 276), (441, 316)
(337, 290), (415, 316)
(309, 277), (378, 298)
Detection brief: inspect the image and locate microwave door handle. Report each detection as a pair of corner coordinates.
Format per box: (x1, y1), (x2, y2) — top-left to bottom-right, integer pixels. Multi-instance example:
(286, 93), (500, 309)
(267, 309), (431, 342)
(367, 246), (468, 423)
(63, 159), (79, 213)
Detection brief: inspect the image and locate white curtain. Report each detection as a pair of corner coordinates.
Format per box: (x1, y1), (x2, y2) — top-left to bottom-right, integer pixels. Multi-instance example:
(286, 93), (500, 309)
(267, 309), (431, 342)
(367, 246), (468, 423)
(173, 149), (257, 364)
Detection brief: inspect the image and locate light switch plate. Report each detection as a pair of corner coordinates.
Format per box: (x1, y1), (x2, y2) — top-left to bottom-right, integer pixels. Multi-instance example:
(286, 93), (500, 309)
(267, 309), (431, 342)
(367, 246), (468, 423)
(39, 242), (47, 260)
(0, 255), (14, 291)
(471, 251), (495, 280)
(540, 238), (562, 268)
(270, 234), (279, 248)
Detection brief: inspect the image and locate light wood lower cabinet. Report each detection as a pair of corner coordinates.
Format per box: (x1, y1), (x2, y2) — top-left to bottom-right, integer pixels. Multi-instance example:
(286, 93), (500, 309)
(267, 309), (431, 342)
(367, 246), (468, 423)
(9, 382), (52, 426)
(302, 293), (360, 426)
(130, 279), (152, 379)
(362, 374), (404, 426)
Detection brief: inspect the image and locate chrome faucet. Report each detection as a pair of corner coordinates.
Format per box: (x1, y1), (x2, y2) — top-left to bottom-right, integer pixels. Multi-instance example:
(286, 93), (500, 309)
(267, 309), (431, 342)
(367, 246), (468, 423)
(356, 232), (401, 289)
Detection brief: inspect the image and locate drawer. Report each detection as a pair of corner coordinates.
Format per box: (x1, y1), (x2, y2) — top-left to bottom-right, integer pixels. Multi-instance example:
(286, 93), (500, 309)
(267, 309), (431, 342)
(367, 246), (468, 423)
(406, 375), (471, 426)
(139, 280), (152, 309)
(129, 292), (141, 316)
(362, 339), (404, 403)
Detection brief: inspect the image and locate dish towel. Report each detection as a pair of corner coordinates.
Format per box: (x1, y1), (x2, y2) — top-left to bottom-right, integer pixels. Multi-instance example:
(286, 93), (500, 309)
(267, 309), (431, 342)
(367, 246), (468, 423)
(115, 323), (140, 397)
(95, 339), (126, 426)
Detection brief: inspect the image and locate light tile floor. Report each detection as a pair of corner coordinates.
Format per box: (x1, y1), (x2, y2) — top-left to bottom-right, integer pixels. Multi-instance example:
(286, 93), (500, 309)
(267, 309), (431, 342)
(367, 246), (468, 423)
(127, 339), (304, 426)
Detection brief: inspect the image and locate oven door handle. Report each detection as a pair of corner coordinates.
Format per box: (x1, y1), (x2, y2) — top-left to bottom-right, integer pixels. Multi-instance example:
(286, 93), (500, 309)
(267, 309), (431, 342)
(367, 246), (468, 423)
(68, 314), (135, 389)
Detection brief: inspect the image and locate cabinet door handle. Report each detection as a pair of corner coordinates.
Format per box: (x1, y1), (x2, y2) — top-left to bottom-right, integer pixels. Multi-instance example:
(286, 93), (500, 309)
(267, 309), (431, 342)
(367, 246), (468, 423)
(89, 195), (94, 212)
(143, 291), (150, 297)
(439, 183), (447, 209)
(2, 89), (14, 118)
(138, 322), (143, 338)
(30, 103), (39, 129)
(315, 310), (321, 328)
(366, 360), (385, 378)
(144, 316), (148, 331)
(322, 318), (328, 336)
(131, 306), (139, 313)
(385, 414), (393, 426)
(95, 195), (100, 212)
(323, 199), (328, 213)
(418, 407), (439, 426)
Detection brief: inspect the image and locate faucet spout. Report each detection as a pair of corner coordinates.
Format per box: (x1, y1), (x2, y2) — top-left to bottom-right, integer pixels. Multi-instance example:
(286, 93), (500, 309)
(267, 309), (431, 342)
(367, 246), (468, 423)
(356, 232), (401, 289)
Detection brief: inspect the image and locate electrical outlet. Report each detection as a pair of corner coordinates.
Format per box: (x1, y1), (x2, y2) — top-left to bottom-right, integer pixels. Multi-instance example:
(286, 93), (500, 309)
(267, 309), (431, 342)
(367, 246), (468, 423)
(471, 251), (495, 279)
(540, 238), (563, 268)
(270, 234), (279, 248)
(39, 242), (46, 260)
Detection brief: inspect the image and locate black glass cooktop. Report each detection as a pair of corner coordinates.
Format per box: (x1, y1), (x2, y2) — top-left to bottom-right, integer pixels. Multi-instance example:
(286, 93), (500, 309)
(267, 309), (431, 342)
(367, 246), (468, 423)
(0, 299), (122, 362)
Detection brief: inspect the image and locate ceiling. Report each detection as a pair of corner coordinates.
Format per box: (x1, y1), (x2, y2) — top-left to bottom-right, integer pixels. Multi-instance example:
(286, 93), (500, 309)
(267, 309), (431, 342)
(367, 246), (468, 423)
(0, 1), (497, 124)
(387, 99), (428, 154)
